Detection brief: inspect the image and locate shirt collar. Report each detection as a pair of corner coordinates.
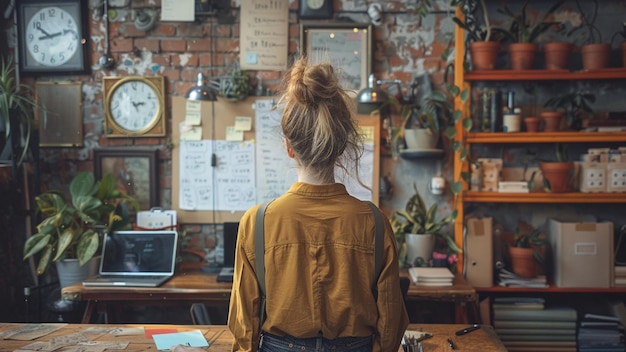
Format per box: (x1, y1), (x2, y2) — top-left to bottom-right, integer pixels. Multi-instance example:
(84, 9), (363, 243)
(287, 182), (348, 198)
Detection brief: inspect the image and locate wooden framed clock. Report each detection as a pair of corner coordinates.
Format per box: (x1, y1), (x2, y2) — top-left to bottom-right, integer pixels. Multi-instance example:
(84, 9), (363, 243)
(299, 0), (333, 19)
(103, 76), (166, 138)
(17, 0), (89, 75)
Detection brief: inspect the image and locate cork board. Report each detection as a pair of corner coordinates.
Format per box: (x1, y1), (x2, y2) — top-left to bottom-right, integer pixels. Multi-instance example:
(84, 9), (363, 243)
(171, 95), (380, 224)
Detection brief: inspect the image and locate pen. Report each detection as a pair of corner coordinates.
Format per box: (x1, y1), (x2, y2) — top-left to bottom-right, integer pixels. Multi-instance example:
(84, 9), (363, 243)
(455, 324), (480, 336)
(447, 338), (457, 350)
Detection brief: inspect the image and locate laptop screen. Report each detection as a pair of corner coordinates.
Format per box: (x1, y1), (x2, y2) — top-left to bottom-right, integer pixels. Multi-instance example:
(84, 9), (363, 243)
(100, 231), (178, 275)
(223, 222), (239, 267)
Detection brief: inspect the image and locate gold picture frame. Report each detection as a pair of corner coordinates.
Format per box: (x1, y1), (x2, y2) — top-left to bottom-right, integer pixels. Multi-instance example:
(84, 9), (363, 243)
(300, 22), (372, 92)
(36, 81), (83, 147)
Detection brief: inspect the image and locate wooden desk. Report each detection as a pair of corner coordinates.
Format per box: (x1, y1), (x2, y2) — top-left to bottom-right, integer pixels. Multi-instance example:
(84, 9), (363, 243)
(62, 269), (478, 324)
(0, 323), (507, 352)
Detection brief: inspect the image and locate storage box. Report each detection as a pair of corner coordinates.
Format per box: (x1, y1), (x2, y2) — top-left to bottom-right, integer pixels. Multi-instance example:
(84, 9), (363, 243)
(547, 219), (614, 288)
(607, 162), (626, 192)
(464, 217), (493, 287)
(579, 162), (606, 193)
(478, 158), (502, 192)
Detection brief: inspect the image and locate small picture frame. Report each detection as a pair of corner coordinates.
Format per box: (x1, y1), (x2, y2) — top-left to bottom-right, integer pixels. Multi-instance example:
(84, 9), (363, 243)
(300, 22), (372, 92)
(36, 81), (83, 147)
(94, 148), (159, 210)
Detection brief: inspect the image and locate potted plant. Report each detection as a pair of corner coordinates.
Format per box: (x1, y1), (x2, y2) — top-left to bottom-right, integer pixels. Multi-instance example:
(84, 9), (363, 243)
(569, 0), (610, 70)
(389, 183), (461, 268)
(493, 0), (564, 70)
(508, 222), (547, 278)
(452, 0), (501, 70)
(23, 172), (139, 287)
(218, 65), (250, 102)
(0, 57), (45, 170)
(388, 75), (459, 158)
(538, 143), (575, 193)
(543, 91), (595, 130)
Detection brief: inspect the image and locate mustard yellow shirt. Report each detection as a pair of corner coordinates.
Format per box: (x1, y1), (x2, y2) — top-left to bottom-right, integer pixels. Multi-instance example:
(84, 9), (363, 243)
(228, 182), (409, 351)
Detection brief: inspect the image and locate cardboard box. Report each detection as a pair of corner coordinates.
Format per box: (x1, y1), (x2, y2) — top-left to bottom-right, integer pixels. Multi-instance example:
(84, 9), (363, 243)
(547, 219), (614, 288)
(464, 217), (493, 287)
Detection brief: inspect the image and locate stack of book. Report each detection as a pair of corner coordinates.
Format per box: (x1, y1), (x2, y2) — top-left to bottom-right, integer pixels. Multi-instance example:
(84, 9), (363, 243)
(614, 266), (626, 287)
(492, 298), (577, 352)
(497, 269), (548, 288)
(407, 267), (454, 286)
(578, 301), (626, 352)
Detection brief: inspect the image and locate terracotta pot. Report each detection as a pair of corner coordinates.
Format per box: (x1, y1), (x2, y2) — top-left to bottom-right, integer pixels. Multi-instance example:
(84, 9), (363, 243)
(509, 247), (538, 278)
(540, 111), (563, 132)
(621, 41), (626, 67)
(539, 161), (575, 193)
(469, 41), (500, 70)
(581, 43), (611, 70)
(524, 117), (541, 132)
(508, 43), (538, 70)
(543, 42), (573, 70)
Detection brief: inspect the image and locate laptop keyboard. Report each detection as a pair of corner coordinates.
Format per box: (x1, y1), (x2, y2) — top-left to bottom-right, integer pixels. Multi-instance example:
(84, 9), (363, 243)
(98, 275), (167, 280)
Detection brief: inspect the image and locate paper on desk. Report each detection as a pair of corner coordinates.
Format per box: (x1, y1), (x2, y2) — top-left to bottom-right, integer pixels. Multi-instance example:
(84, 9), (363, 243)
(0, 323), (67, 340)
(153, 330), (209, 350)
(82, 326), (144, 336)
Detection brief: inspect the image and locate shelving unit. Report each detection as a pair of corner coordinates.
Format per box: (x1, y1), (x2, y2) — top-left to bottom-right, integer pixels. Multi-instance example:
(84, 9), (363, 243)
(451, 4), (626, 305)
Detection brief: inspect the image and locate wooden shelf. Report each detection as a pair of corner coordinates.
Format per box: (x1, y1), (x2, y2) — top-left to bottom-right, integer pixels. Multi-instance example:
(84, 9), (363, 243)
(476, 285), (626, 294)
(462, 192), (626, 203)
(467, 131), (626, 144)
(464, 68), (626, 81)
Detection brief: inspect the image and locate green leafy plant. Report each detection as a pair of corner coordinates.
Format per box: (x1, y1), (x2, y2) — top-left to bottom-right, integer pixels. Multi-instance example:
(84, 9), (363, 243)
(0, 57), (45, 166)
(543, 92), (595, 130)
(23, 172), (140, 275)
(512, 224), (547, 265)
(389, 183), (461, 254)
(218, 66), (250, 101)
(493, 0), (564, 43)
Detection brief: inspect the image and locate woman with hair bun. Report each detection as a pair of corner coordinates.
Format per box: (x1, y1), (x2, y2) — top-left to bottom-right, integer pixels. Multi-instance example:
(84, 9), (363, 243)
(226, 57), (409, 352)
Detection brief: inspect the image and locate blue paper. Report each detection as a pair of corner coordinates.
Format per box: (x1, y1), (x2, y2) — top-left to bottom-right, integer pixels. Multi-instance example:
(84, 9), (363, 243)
(152, 329), (209, 350)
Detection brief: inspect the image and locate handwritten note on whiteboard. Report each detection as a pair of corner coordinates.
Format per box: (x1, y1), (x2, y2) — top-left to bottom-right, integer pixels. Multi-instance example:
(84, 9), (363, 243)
(179, 140), (257, 211)
(254, 99), (298, 201)
(240, 0), (288, 70)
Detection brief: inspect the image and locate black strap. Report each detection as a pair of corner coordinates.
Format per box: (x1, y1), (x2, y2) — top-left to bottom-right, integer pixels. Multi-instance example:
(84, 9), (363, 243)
(254, 200), (383, 328)
(365, 201), (384, 296)
(254, 200), (272, 332)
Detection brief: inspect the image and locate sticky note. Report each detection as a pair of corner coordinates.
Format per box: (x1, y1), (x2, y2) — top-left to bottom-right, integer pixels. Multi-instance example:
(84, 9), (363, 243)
(234, 116), (252, 131)
(226, 126), (244, 141)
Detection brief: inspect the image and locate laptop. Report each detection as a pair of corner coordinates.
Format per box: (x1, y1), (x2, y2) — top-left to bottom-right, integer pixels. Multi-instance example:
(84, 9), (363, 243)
(82, 230), (178, 287)
(217, 222), (239, 282)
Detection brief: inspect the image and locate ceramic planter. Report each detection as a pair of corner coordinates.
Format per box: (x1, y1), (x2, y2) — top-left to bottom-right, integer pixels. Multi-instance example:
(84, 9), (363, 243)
(469, 41), (500, 70)
(539, 161), (575, 193)
(581, 43), (611, 70)
(540, 111), (564, 132)
(404, 128), (439, 150)
(509, 247), (538, 278)
(56, 256), (101, 288)
(405, 234), (435, 266)
(543, 42), (573, 70)
(524, 117), (541, 132)
(508, 43), (538, 70)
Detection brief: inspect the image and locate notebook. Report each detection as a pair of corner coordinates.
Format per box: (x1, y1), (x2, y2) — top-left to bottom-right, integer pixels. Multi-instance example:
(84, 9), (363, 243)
(217, 222), (239, 282)
(82, 230), (178, 287)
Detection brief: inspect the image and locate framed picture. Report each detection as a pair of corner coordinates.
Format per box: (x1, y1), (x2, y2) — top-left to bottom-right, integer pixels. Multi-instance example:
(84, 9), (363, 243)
(300, 22), (372, 92)
(94, 148), (159, 210)
(36, 81), (83, 147)
(16, 0), (90, 75)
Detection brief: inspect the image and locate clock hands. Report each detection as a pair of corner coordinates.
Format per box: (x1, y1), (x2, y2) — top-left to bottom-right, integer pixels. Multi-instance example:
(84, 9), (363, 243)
(37, 27), (79, 40)
(131, 101), (145, 112)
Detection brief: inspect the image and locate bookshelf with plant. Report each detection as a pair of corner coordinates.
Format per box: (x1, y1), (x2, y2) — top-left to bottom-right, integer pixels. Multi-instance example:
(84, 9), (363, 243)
(451, 0), (626, 325)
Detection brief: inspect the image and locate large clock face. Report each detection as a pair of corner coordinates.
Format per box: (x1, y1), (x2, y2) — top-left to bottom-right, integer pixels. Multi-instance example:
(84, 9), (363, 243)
(25, 6), (79, 67)
(307, 0), (325, 10)
(109, 80), (161, 133)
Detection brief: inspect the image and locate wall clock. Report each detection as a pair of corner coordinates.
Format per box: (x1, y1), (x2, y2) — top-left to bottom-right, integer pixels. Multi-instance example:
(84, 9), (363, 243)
(103, 76), (166, 138)
(17, 0), (89, 75)
(299, 0), (333, 19)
